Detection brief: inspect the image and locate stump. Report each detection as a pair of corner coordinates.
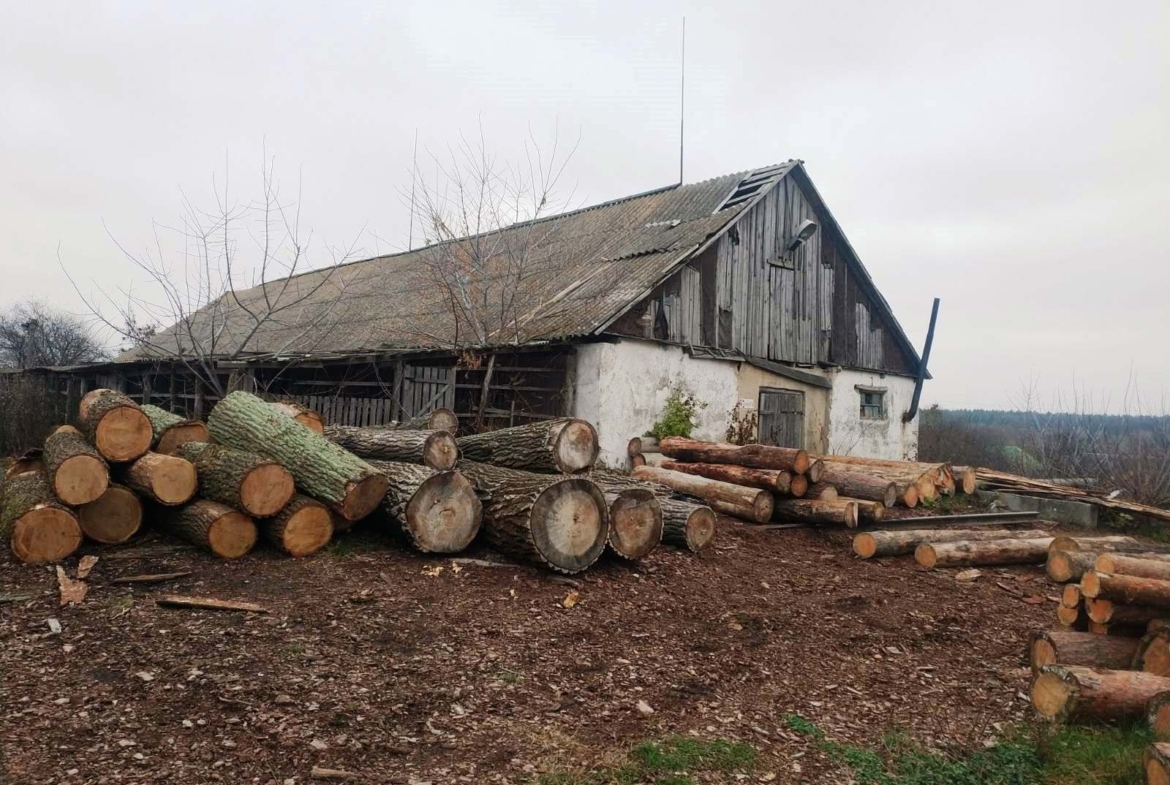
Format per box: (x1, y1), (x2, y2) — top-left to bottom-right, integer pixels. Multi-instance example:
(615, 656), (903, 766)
(456, 419), (599, 474)
(154, 499), (258, 558)
(0, 471), (83, 563)
(324, 425), (459, 471)
(175, 442), (295, 517)
(78, 389), (153, 462)
(1028, 630), (1140, 673)
(368, 460), (482, 554)
(77, 483), (142, 544)
(259, 495), (333, 557)
(43, 424), (108, 505)
(140, 404), (210, 454)
(603, 489), (662, 560)
(121, 452), (198, 506)
(1032, 665), (1170, 722)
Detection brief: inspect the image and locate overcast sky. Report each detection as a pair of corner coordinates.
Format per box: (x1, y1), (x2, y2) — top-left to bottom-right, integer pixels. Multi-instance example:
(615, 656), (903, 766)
(2, 0), (1167, 411)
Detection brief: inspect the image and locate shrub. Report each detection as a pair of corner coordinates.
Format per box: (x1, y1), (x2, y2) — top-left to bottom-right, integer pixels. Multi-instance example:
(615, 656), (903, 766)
(649, 386), (706, 440)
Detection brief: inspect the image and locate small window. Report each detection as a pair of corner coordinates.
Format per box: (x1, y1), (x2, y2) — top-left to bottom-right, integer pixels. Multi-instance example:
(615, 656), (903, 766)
(859, 389), (886, 420)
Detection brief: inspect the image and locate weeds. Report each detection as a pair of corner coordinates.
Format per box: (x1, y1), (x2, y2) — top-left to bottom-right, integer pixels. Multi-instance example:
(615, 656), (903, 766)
(538, 736), (755, 785)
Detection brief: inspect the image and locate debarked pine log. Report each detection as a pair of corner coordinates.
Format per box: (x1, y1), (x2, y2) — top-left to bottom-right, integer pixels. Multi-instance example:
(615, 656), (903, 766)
(1047, 550), (1100, 583)
(1031, 664), (1170, 722)
(658, 460), (792, 494)
(631, 465), (773, 523)
(772, 498), (859, 527)
(140, 404), (210, 454)
(1096, 554), (1170, 582)
(152, 499), (258, 559)
(1082, 571), (1170, 610)
(659, 437), (810, 476)
(120, 452), (198, 506)
(459, 462), (608, 574)
(367, 460), (482, 554)
(853, 528), (1050, 559)
(208, 391), (388, 521)
(0, 470), (82, 563)
(269, 401), (325, 434)
(1050, 535), (1143, 553)
(602, 489), (662, 560)
(43, 424), (108, 505)
(78, 389), (153, 462)
(324, 425), (459, 471)
(914, 537), (1055, 569)
(456, 419), (599, 474)
(258, 495), (333, 557)
(175, 442), (295, 518)
(77, 483), (142, 544)
(1028, 630), (1140, 673)
(1084, 598), (1166, 626)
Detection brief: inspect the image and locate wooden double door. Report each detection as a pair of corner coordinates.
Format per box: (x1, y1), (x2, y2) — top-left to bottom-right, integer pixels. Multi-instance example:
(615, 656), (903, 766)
(758, 387), (804, 449)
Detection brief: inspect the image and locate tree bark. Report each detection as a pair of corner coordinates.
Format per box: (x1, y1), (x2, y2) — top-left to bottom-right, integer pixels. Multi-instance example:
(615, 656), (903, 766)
(660, 437), (810, 475)
(43, 424), (108, 505)
(258, 495), (333, 557)
(631, 465), (772, 522)
(366, 460), (482, 553)
(657, 498), (716, 552)
(208, 391), (388, 521)
(805, 482), (838, 501)
(459, 462), (608, 573)
(78, 389), (153, 463)
(175, 441), (296, 517)
(1135, 631), (1170, 676)
(1097, 554), (1170, 582)
(852, 528), (1050, 559)
(456, 419), (599, 474)
(1029, 630), (1140, 673)
(1031, 664), (1170, 722)
(120, 452), (198, 506)
(1050, 535), (1143, 553)
(324, 425), (459, 471)
(77, 483), (142, 545)
(627, 436), (659, 457)
(817, 468), (898, 507)
(658, 460), (792, 494)
(914, 537), (1055, 569)
(772, 499), (859, 527)
(603, 489), (662, 560)
(0, 470), (82, 563)
(153, 499), (258, 558)
(140, 404), (210, 454)
(1083, 572), (1170, 610)
(1047, 550), (1099, 583)
(1085, 598), (1167, 626)
(269, 401), (325, 434)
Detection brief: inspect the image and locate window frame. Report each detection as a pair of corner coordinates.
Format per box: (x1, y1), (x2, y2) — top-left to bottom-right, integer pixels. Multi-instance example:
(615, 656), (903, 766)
(856, 385), (887, 421)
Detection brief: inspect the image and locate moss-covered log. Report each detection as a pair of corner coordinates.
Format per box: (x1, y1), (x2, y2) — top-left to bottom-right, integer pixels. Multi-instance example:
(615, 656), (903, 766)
(175, 442), (295, 517)
(258, 494), (333, 557)
(140, 404), (210, 454)
(268, 401), (325, 434)
(78, 389), (153, 462)
(0, 470), (82, 563)
(603, 489), (662, 560)
(207, 391), (388, 521)
(77, 483), (142, 544)
(152, 499), (257, 558)
(367, 460), (482, 553)
(43, 424), (108, 505)
(325, 425), (459, 471)
(120, 452), (198, 506)
(456, 419), (598, 474)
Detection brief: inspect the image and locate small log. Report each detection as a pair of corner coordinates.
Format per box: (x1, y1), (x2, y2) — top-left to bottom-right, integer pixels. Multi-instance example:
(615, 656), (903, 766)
(77, 483), (143, 544)
(259, 495), (334, 557)
(153, 499), (257, 559)
(1047, 550), (1099, 583)
(806, 459), (825, 484)
(1085, 598), (1167, 626)
(1062, 584), (1083, 608)
(658, 460), (792, 494)
(269, 401), (325, 434)
(1083, 572), (1170, 610)
(110, 572), (192, 585)
(853, 528), (1050, 559)
(914, 537), (1055, 569)
(1135, 631), (1170, 676)
(1050, 535), (1144, 553)
(156, 595), (267, 613)
(1032, 664), (1170, 722)
(843, 498), (884, 524)
(0, 470), (83, 563)
(627, 436), (659, 457)
(658, 498), (716, 552)
(43, 425), (108, 505)
(1097, 554), (1170, 582)
(140, 404), (210, 454)
(789, 473), (809, 498)
(772, 498), (859, 527)
(456, 419), (599, 474)
(631, 465), (772, 523)
(324, 425), (459, 471)
(78, 389), (153, 462)
(603, 489), (662, 560)
(805, 482), (838, 501)
(818, 468), (898, 507)
(1029, 630), (1140, 673)
(659, 437), (810, 475)
(121, 452), (198, 506)
(367, 461), (482, 554)
(175, 442), (295, 518)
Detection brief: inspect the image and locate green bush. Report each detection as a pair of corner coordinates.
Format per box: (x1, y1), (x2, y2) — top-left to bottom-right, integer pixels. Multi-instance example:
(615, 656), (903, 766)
(649, 386), (706, 440)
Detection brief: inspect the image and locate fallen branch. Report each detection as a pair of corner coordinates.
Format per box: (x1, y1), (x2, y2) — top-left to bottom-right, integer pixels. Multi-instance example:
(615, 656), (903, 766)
(156, 595), (268, 613)
(111, 572), (193, 585)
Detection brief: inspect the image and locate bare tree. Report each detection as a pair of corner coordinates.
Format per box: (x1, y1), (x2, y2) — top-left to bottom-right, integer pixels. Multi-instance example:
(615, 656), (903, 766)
(63, 156), (362, 398)
(0, 301), (108, 369)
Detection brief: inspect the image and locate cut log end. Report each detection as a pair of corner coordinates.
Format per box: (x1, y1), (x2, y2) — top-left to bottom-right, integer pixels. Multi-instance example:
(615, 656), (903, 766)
(422, 431), (460, 471)
(1029, 634), (1057, 671)
(155, 422), (210, 455)
(295, 412), (325, 434)
(1057, 603), (1084, 627)
(1031, 668), (1075, 721)
(428, 408), (459, 433)
(803, 457), (820, 482)
(238, 463), (296, 517)
(94, 406), (153, 462)
(789, 474), (808, 498)
(53, 454), (109, 506)
(553, 419), (600, 473)
(1139, 633), (1170, 676)
(207, 511), (259, 559)
(530, 478), (609, 574)
(1081, 571), (1102, 598)
(11, 507), (83, 563)
(607, 489), (663, 560)
(78, 484), (143, 544)
(403, 471), (483, 553)
(853, 532), (878, 559)
(270, 504), (333, 557)
(914, 543), (939, 570)
(339, 473), (391, 522)
(683, 506), (717, 552)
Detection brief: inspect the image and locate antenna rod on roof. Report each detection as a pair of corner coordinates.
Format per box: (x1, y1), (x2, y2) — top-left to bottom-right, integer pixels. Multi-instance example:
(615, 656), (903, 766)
(679, 16), (685, 185)
(408, 127), (419, 251)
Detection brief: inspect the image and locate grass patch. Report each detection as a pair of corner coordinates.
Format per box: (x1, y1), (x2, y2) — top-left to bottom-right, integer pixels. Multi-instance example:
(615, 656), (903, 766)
(1037, 723), (1151, 785)
(537, 736), (755, 785)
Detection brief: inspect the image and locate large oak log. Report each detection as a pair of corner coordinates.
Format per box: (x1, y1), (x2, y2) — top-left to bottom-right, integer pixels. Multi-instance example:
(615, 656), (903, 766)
(121, 452), (198, 506)
(1135, 631), (1170, 676)
(658, 498), (716, 552)
(659, 437), (810, 475)
(77, 483), (142, 544)
(258, 495), (333, 557)
(367, 460), (482, 553)
(1050, 535), (1143, 553)
(631, 465), (772, 522)
(1031, 664), (1170, 722)
(43, 424), (108, 505)
(1097, 554), (1170, 582)
(1029, 630), (1140, 673)
(1145, 742), (1170, 780)
(175, 442), (296, 517)
(324, 425), (459, 471)
(390, 408), (459, 433)
(1047, 550), (1099, 583)
(0, 471), (82, 563)
(208, 391), (388, 521)
(772, 498), (859, 527)
(269, 401), (325, 434)
(818, 468), (898, 507)
(603, 489), (662, 560)
(153, 499), (257, 558)
(459, 462), (608, 573)
(456, 419), (598, 474)
(915, 537), (1055, 569)
(853, 528), (1050, 559)
(658, 460), (792, 494)
(140, 404), (210, 454)
(78, 389), (153, 462)
(1083, 572), (1170, 610)
(1085, 598), (1167, 626)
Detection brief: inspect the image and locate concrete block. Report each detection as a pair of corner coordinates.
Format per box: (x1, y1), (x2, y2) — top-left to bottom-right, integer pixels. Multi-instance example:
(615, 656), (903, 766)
(975, 490), (1098, 529)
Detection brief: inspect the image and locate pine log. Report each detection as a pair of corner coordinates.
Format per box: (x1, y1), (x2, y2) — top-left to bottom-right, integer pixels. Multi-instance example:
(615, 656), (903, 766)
(459, 462), (608, 573)
(1098, 554), (1170, 582)
(658, 460), (792, 494)
(659, 437), (810, 475)
(121, 452), (198, 506)
(43, 424), (108, 505)
(78, 389), (153, 462)
(153, 499), (257, 558)
(269, 401), (325, 434)
(367, 460), (482, 553)
(789, 473), (809, 498)
(817, 468), (897, 507)
(772, 498), (859, 527)
(208, 391), (388, 521)
(1047, 550), (1099, 583)
(1083, 572), (1170, 610)
(627, 436), (659, 457)
(602, 489), (662, 560)
(456, 419), (598, 474)
(258, 495), (333, 557)
(176, 442), (297, 517)
(853, 528), (1050, 559)
(1050, 535), (1143, 553)
(324, 425), (459, 471)
(658, 498), (716, 552)
(631, 465), (772, 522)
(1136, 631), (1170, 676)
(844, 498), (884, 524)
(914, 537), (1055, 569)
(390, 408), (459, 433)
(6, 449), (44, 478)
(140, 404), (210, 454)
(1029, 630), (1140, 673)
(77, 483), (142, 544)
(1057, 601), (1088, 629)
(1062, 584), (1083, 608)
(1031, 664), (1170, 722)
(805, 482), (838, 501)
(0, 471), (82, 563)
(1085, 597), (1168, 626)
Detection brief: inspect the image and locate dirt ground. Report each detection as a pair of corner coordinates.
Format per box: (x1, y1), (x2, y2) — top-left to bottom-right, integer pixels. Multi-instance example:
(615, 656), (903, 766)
(0, 518), (1059, 785)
